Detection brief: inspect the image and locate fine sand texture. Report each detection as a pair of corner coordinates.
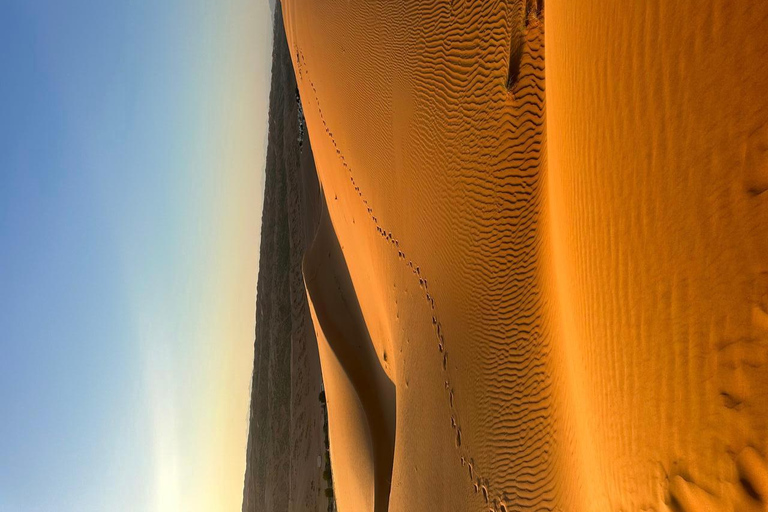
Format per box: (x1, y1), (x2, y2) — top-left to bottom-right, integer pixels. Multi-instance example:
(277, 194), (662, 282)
(282, 0), (768, 510)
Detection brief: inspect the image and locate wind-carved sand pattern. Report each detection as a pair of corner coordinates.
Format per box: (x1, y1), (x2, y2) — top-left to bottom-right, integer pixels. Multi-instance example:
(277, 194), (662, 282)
(670, 287), (768, 511)
(663, 130), (768, 511)
(293, 3), (550, 507)
(275, 0), (768, 509)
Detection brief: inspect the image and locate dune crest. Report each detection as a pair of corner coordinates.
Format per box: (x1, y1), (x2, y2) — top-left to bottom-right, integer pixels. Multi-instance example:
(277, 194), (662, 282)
(304, 197), (396, 512)
(286, 0), (561, 509)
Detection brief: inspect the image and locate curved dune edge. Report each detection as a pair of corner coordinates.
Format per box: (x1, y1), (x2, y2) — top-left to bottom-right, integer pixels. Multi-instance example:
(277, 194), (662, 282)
(286, 0), (559, 506)
(303, 196), (396, 512)
(289, 12), (557, 509)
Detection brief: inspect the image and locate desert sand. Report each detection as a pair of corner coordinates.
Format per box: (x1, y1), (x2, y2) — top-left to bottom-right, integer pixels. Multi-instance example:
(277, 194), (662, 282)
(278, 0), (767, 510)
(241, 8), (329, 511)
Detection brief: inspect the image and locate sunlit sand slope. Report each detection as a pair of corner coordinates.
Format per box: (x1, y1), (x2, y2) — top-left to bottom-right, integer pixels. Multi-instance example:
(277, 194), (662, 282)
(284, 0), (768, 510)
(546, 0), (768, 509)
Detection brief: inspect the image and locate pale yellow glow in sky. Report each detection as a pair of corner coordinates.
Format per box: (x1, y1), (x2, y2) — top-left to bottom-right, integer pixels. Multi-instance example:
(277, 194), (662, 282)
(138, 2), (274, 511)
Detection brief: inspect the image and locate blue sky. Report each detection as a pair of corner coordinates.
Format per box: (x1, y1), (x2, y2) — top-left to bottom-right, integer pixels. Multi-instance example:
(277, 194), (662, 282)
(0, 1), (274, 510)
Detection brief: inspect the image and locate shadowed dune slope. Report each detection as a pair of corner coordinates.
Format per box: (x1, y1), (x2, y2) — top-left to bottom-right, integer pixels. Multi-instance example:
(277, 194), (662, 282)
(304, 197), (397, 512)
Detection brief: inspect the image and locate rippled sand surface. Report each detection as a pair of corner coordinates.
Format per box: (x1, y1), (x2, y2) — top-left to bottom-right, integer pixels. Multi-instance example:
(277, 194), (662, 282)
(285, 0), (768, 510)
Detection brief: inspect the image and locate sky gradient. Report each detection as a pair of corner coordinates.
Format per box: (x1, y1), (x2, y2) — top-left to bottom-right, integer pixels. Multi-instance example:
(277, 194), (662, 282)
(0, 1), (274, 511)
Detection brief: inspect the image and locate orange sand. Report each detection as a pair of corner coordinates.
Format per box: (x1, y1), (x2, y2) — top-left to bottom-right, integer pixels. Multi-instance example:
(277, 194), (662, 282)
(304, 200), (396, 512)
(284, 0), (768, 510)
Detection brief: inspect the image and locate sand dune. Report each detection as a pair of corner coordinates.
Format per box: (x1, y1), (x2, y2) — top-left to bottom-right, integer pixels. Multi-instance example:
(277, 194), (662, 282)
(304, 197), (396, 512)
(279, 0), (768, 510)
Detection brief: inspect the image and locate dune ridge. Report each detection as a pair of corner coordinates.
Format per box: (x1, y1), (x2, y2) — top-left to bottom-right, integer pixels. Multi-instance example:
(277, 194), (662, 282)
(303, 197), (397, 512)
(292, 17), (557, 504)
(284, 0), (563, 509)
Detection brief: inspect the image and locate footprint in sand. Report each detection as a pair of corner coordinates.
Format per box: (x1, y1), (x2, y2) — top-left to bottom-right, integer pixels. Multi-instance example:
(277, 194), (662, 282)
(744, 125), (768, 197)
(670, 448), (768, 511)
(717, 274), (768, 411)
(753, 273), (768, 336)
(668, 475), (724, 511)
(717, 338), (766, 410)
(736, 447), (768, 509)
(668, 272), (768, 511)
(677, 273), (768, 511)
